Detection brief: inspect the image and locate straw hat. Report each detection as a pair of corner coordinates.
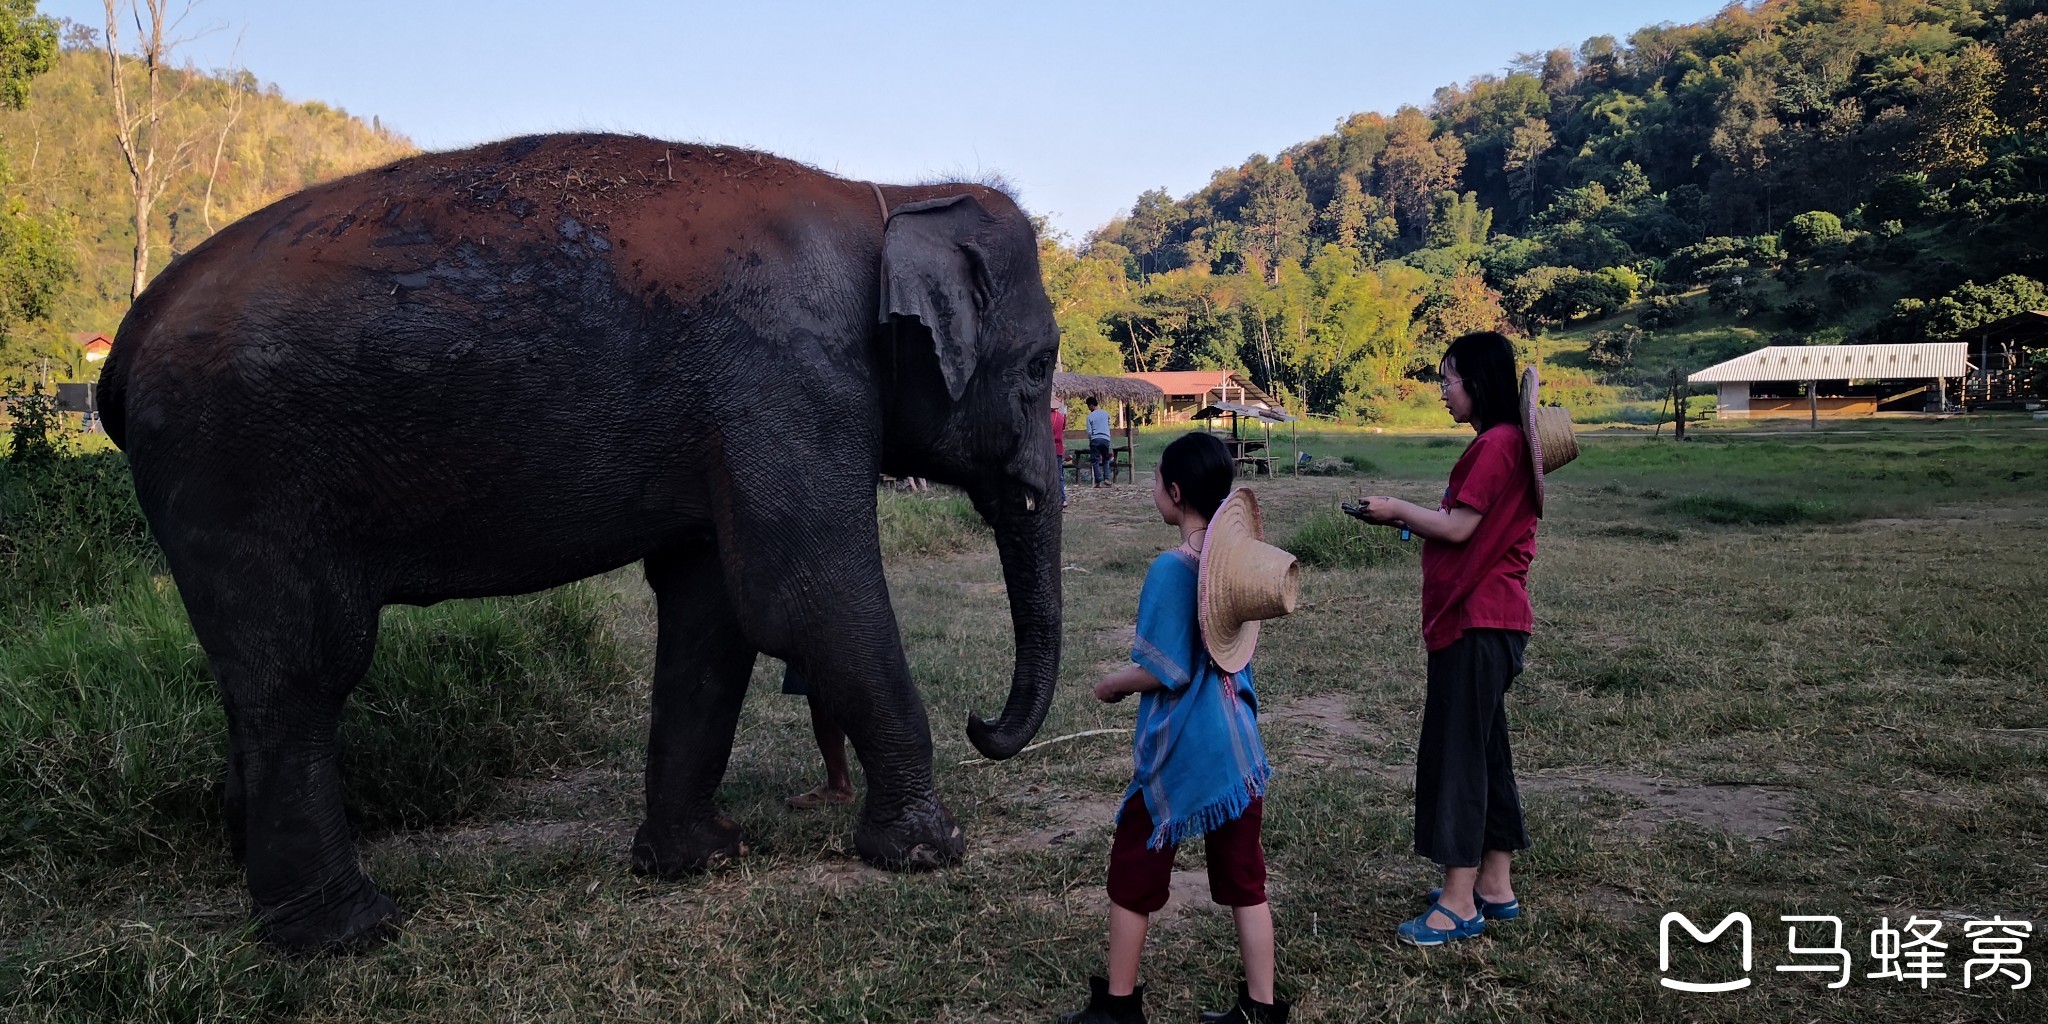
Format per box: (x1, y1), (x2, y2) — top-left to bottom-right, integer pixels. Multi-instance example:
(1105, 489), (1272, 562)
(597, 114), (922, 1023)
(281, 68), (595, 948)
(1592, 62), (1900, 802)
(1197, 487), (1301, 674)
(1520, 366), (1580, 513)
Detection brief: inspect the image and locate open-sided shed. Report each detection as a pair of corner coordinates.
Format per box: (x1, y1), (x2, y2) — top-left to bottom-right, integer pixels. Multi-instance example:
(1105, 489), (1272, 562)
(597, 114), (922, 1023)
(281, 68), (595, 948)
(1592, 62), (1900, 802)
(1688, 343), (1969, 419)
(1052, 372), (1165, 483)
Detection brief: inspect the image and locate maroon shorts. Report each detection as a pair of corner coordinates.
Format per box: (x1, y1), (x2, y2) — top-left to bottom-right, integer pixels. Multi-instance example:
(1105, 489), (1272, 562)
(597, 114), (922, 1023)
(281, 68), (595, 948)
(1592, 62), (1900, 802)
(1106, 793), (1267, 914)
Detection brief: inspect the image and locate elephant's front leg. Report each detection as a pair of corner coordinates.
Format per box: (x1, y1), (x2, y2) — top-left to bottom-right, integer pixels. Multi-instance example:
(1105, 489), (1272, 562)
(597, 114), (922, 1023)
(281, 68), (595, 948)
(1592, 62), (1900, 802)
(630, 548), (760, 877)
(784, 566), (965, 871)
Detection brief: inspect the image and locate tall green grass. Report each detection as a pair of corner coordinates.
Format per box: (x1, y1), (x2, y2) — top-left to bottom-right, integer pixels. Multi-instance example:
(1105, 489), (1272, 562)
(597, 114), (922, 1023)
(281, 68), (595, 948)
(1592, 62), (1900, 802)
(1281, 508), (1415, 569)
(1, 447), (636, 867)
(1662, 493), (1852, 526)
(875, 487), (991, 559)
(1, 923), (303, 1024)
(0, 449), (159, 627)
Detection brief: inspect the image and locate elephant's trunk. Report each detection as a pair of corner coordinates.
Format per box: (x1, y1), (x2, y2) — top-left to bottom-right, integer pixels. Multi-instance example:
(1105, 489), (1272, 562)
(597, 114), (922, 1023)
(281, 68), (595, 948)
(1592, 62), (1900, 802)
(965, 484), (1063, 759)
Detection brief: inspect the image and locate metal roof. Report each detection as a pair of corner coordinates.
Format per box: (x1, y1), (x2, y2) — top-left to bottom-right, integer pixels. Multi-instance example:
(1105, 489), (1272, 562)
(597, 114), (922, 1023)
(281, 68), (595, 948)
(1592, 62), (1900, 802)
(1124, 370), (1278, 405)
(1193, 402), (1298, 423)
(1687, 343), (1970, 384)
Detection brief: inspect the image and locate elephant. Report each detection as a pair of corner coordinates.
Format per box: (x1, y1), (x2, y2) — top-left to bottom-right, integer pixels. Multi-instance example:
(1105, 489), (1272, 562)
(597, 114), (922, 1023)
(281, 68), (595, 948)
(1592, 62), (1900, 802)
(97, 133), (1064, 951)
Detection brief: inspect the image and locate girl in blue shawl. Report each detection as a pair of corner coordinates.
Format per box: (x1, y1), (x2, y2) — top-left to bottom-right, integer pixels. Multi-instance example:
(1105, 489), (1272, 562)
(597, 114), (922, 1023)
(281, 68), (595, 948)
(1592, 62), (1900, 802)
(1058, 432), (1286, 1024)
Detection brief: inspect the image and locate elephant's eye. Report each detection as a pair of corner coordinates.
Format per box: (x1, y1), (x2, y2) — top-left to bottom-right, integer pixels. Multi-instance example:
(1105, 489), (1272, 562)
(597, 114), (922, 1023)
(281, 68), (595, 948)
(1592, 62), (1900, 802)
(1029, 353), (1052, 381)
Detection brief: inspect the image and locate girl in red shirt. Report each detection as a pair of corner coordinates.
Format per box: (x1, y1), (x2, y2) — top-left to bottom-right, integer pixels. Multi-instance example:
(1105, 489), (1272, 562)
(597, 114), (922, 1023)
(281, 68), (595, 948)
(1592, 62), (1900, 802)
(1357, 331), (1539, 946)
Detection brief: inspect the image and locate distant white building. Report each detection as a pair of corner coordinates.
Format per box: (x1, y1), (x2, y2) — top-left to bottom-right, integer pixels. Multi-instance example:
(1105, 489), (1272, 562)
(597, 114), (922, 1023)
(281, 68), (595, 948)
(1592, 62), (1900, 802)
(1688, 343), (1969, 419)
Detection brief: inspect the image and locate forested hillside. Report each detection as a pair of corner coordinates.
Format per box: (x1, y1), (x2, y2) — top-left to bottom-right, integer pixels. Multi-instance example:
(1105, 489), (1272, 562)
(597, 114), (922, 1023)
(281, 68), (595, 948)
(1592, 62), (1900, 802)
(1051, 0), (2048, 420)
(0, 18), (412, 377)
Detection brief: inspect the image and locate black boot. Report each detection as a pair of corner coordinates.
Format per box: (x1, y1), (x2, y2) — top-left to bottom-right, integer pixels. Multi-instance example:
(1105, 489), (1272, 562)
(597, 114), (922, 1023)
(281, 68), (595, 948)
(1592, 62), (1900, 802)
(1057, 975), (1147, 1024)
(1198, 981), (1290, 1024)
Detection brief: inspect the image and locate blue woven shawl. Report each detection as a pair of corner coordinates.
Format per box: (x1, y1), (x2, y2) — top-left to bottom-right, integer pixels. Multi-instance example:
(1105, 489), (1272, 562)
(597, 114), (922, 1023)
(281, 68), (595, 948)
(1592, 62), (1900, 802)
(1119, 549), (1272, 850)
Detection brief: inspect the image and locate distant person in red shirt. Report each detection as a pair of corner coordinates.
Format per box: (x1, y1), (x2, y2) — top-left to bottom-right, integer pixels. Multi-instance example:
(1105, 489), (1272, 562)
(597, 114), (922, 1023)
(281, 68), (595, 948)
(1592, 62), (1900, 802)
(1052, 397), (1069, 508)
(1356, 330), (1540, 947)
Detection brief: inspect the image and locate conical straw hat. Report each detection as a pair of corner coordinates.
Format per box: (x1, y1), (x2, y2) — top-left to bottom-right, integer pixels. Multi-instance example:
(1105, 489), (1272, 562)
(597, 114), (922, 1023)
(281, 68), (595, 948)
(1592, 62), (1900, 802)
(1520, 366), (1579, 514)
(1198, 487), (1300, 674)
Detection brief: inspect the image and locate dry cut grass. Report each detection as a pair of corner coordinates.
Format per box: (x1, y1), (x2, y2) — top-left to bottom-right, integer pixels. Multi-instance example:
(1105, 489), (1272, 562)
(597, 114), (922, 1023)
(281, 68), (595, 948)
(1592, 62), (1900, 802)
(4, 424), (2047, 1022)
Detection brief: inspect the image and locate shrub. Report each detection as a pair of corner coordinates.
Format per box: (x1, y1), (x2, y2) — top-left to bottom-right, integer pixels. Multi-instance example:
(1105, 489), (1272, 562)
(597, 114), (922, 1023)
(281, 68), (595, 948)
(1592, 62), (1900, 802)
(1781, 298), (1824, 330)
(1638, 295), (1698, 329)
(1781, 211), (1845, 257)
(1825, 266), (1879, 305)
(1667, 235), (1781, 285)
(1586, 324), (1644, 368)
(1282, 509), (1412, 569)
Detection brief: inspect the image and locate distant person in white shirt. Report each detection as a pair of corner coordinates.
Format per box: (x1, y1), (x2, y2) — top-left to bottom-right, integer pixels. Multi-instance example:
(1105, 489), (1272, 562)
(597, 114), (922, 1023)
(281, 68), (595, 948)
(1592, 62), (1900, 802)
(1087, 396), (1114, 487)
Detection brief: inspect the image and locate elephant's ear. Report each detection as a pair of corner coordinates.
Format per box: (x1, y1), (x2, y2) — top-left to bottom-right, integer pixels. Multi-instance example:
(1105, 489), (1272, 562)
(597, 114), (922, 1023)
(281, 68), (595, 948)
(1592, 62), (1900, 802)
(880, 194), (995, 402)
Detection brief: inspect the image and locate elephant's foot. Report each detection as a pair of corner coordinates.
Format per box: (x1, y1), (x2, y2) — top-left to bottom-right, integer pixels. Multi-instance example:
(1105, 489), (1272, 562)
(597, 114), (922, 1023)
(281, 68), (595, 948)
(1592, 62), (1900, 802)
(630, 813), (746, 877)
(854, 797), (965, 871)
(255, 874), (401, 954)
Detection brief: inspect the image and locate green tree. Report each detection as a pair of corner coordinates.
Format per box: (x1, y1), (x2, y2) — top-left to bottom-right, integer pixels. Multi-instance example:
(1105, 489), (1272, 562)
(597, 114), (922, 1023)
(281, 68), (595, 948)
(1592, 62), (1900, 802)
(1241, 159), (1311, 282)
(0, 0), (55, 109)
(0, 1), (64, 370)
(1503, 117), (1552, 219)
(1923, 274), (2048, 338)
(1416, 273), (1511, 347)
(1379, 106), (1465, 239)
(1911, 43), (2005, 181)
(1997, 15), (2048, 133)
(1425, 191), (1492, 249)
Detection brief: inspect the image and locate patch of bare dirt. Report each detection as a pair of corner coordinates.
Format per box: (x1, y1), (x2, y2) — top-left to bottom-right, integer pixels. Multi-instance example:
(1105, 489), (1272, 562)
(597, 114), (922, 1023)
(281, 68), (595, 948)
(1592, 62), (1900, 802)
(983, 797), (1123, 855)
(1092, 625), (1136, 649)
(790, 858), (890, 893)
(1572, 884), (1653, 922)
(506, 767), (635, 816)
(1855, 517), (1970, 529)
(376, 817), (634, 857)
(1263, 694), (1397, 777)
(1152, 867), (1288, 926)
(1525, 772), (1801, 842)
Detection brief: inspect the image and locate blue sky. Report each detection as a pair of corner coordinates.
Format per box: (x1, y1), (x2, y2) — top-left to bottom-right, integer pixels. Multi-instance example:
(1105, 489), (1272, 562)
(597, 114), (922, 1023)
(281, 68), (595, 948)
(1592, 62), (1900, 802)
(46, 1), (1731, 237)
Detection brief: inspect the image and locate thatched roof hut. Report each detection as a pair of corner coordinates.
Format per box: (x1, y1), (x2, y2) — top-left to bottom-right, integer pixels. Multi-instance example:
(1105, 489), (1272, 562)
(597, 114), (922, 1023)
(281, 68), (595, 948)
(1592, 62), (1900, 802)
(1053, 372), (1165, 407)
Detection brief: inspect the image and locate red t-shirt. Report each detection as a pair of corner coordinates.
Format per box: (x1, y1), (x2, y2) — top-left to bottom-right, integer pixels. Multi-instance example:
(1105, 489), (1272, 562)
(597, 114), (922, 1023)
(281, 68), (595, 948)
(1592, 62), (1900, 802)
(1051, 408), (1067, 458)
(1419, 424), (1539, 651)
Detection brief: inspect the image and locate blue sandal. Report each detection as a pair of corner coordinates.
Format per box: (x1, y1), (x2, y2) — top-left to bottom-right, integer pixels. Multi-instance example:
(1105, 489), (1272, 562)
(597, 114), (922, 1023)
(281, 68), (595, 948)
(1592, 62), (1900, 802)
(1427, 887), (1521, 921)
(1398, 901), (1486, 946)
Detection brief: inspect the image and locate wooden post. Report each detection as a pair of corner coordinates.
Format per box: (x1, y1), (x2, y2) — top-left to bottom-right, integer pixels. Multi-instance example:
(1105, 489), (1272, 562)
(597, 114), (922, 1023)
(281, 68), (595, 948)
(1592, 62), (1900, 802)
(1808, 379), (1818, 428)
(1673, 371), (1687, 441)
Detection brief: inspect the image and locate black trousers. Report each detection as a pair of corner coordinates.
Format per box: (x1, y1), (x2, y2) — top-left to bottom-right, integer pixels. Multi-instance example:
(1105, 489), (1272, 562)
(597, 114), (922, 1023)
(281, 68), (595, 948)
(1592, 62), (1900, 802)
(1414, 628), (1531, 868)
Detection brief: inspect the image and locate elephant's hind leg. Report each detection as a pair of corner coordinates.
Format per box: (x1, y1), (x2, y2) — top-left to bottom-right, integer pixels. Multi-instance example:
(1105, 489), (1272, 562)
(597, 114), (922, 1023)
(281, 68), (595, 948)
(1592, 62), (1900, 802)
(630, 547), (759, 877)
(180, 558), (394, 951)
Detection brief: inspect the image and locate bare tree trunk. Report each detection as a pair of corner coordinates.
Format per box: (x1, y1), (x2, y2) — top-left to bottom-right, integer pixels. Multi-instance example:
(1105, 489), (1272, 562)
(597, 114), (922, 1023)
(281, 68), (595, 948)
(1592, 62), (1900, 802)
(103, 0), (195, 301)
(202, 77), (244, 234)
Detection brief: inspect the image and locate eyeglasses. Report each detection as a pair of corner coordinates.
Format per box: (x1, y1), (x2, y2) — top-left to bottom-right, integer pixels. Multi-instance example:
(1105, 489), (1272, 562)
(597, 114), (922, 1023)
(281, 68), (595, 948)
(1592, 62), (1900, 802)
(1437, 377), (1466, 395)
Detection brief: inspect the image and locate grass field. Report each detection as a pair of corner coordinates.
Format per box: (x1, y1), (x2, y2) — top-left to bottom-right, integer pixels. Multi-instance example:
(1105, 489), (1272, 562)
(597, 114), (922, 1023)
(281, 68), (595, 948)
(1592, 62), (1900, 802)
(4, 422), (2047, 1022)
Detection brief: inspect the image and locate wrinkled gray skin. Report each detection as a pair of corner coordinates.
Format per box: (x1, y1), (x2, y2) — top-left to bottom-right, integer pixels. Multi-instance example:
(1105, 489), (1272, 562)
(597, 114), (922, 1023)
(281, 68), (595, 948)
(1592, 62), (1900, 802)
(97, 134), (1063, 951)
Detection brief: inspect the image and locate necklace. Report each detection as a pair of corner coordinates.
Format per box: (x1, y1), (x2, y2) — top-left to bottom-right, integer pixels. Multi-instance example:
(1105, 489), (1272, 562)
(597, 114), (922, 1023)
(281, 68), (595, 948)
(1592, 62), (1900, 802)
(1180, 527), (1208, 554)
